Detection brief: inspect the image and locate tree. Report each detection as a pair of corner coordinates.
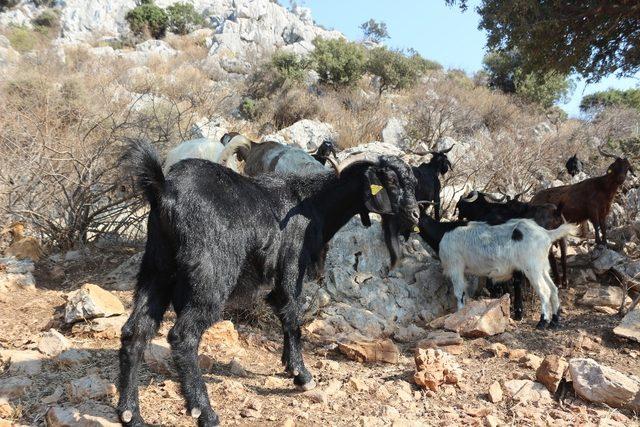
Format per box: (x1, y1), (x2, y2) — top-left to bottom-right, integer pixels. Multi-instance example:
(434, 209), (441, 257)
(125, 0), (168, 39)
(366, 47), (423, 94)
(360, 19), (389, 43)
(445, 0), (640, 82)
(580, 88), (640, 114)
(166, 2), (205, 35)
(482, 50), (573, 109)
(311, 37), (366, 86)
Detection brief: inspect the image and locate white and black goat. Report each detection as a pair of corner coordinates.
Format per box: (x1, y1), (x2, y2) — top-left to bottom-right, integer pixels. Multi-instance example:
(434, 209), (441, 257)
(118, 142), (419, 426)
(219, 133), (337, 176)
(418, 214), (577, 329)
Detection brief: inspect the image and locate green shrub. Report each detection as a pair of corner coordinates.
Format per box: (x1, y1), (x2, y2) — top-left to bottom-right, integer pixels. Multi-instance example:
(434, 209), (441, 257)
(580, 88), (640, 113)
(271, 51), (312, 82)
(8, 26), (38, 52)
(166, 2), (205, 35)
(366, 47), (423, 94)
(239, 97), (259, 120)
(311, 37), (366, 87)
(125, 1), (168, 39)
(32, 9), (59, 28)
(515, 70), (573, 110)
(408, 51), (443, 72)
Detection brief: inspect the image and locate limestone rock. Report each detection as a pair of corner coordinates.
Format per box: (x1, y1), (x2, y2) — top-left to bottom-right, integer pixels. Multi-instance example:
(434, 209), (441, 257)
(0, 257), (36, 291)
(57, 349), (92, 367)
(503, 379), (551, 403)
(614, 309), (640, 343)
(569, 358), (640, 409)
(444, 295), (510, 338)
(0, 349), (42, 375)
(45, 402), (119, 427)
(66, 374), (116, 402)
(71, 314), (128, 338)
(144, 339), (214, 374)
(416, 330), (463, 349)
(273, 119), (336, 151)
(591, 247), (625, 273)
(579, 286), (631, 308)
(536, 355), (568, 393)
(488, 381), (502, 403)
(413, 348), (462, 391)
(337, 339), (400, 364)
(0, 376), (32, 398)
(64, 283), (125, 323)
(37, 329), (71, 356)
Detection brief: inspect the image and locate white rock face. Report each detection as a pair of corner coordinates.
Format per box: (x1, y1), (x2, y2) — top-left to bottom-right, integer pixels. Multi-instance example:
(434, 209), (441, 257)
(0, 257), (36, 291)
(569, 358), (640, 410)
(306, 216), (454, 339)
(338, 142), (405, 160)
(272, 119), (337, 151)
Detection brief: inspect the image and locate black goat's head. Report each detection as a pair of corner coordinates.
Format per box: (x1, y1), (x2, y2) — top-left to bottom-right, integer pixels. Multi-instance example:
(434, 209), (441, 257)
(599, 145), (635, 182)
(532, 202), (565, 230)
(428, 146), (453, 175)
(565, 154), (583, 177)
(316, 140), (338, 159)
(339, 154), (419, 228)
(220, 132), (241, 146)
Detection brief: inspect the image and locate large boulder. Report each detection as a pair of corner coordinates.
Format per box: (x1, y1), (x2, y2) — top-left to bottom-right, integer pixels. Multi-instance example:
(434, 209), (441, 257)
(0, 257), (36, 291)
(578, 286), (631, 309)
(569, 358), (640, 410)
(270, 119), (337, 152)
(305, 215), (454, 340)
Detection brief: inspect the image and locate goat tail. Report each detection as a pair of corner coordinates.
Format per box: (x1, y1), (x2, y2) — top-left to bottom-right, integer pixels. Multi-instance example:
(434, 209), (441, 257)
(124, 139), (165, 207)
(546, 222), (579, 242)
(218, 134), (253, 165)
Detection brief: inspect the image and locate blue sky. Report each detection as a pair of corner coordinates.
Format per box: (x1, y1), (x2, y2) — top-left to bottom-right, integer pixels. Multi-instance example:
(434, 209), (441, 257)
(303, 0), (639, 117)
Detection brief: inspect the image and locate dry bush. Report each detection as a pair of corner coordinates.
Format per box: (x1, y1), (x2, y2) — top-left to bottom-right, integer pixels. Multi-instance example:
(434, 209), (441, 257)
(0, 49), (232, 250)
(268, 88), (322, 130)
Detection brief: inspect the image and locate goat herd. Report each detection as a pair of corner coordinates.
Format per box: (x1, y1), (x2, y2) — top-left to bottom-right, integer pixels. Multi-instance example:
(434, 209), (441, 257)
(117, 134), (634, 426)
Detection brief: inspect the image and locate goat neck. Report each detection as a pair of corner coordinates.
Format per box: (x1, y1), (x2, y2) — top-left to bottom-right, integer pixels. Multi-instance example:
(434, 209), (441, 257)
(417, 214), (467, 254)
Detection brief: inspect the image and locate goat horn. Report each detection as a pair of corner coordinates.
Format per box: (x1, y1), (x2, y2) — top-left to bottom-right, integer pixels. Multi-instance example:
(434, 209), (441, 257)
(462, 191), (478, 202)
(439, 145), (454, 154)
(336, 152), (381, 175)
(513, 183), (534, 200)
(598, 145), (618, 159)
(324, 155), (340, 174)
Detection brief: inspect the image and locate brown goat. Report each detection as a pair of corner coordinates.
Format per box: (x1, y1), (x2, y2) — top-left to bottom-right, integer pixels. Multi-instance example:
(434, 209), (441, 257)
(1, 222), (44, 261)
(531, 148), (634, 246)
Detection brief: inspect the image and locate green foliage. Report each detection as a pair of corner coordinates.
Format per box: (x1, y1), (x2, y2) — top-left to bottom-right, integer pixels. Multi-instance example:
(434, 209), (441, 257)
(271, 51), (312, 83)
(580, 88), (640, 114)
(446, 0), (640, 82)
(8, 26), (38, 52)
(166, 2), (205, 35)
(125, 1), (168, 39)
(32, 9), (59, 28)
(407, 50), (443, 73)
(366, 47), (423, 94)
(360, 19), (389, 43)
(239, 97), (259, 120)
(311, 37), (366, 87)
(482, 50), (572, 109)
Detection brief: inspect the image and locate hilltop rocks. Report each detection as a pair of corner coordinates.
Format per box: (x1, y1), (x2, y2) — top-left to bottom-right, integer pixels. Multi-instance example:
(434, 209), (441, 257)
(569, 358), (640, 410)
(614, 308), (640, 343)
(64, 284), (125, 324)
(443, 295), (510, 338)
(536, 355), (568, 393)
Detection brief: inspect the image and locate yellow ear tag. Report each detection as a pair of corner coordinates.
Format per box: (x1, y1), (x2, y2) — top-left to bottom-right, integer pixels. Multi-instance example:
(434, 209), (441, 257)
(608, 168), (612, 174)
(370, 184), (383, 196)
(413, 226), (420, 233)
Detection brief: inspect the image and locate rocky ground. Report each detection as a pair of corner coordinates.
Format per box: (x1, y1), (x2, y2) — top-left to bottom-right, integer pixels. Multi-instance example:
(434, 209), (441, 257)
(0, 243), (639, 427)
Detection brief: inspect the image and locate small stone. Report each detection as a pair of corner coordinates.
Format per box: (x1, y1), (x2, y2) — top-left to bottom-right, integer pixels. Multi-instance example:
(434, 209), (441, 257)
(281, 418), (296, 427)
(507, 349), (527, 360)
(536, 355), (568, 393)
(416, 331), (463, 349)
(444, 295), (510, 338)
(305, 389), (328, 404)
(37, 329), (71, 356)
(72, 315), (127, 339)
(0, 349), (42, 375)
(569, 358), (640, 409)
(64, 283), (125, 324)
(0, 398), (12, 418)
(579, 286), (630, 308)
(45, 403), (119, 427)
(487, 343), (508, 358)
(348, 377), (369, 392)
(381, 405), (400, 419)
(520, 353), (543, 370)
(488, 381), (502, 403)
(41, 386), (64, 404)
(338, 339), (400, 364)
(57, 349), (91, 367)
(66, 374), (116, 402)
(484, 415), (502, 427)
(614, 309), (640, 343)
(0, 376), (32, 398)
(503, 379), (552, 403)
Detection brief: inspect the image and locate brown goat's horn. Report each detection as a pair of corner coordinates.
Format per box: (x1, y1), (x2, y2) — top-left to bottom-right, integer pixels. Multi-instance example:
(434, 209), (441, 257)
(439, 145), (454, 154)
(324, 155), (340, 174)
(462, 191), (478, 202)
(598, 145), (618, 159)
(513, 183), (534, 200)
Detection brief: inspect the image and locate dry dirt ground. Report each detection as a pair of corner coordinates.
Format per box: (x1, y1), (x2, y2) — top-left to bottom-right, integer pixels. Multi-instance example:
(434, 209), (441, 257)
(1, 245), (639, 427)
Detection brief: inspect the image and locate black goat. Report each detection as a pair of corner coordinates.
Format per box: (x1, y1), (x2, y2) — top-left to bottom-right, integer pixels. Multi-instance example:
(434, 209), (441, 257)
(311, 140), (338, 165)
(565, 154), (583, 177)
(455, 190), (566, 320)
(380, 146), (453, 268)
(118, 143), (419, 426)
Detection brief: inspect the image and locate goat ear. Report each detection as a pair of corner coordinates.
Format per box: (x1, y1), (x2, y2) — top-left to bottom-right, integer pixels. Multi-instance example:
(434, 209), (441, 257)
(364, 168), (393, 214)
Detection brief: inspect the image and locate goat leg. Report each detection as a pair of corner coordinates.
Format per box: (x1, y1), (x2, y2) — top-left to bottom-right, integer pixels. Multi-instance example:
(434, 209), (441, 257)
(512, 272), (524, 321)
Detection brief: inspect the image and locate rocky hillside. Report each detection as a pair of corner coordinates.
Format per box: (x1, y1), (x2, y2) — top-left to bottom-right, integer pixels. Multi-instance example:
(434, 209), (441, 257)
(0, 1), (639, 426)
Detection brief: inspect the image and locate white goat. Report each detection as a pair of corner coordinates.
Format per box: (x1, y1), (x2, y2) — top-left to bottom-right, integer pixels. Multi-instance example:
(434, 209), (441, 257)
(163, 134), (241, 173)
(419, 216), (577, 328)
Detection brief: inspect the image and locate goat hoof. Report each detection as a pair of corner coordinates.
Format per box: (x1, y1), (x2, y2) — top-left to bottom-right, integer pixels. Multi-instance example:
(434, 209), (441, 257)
(297, 379), (316, 391)
(548, 314), (561, 329)
(536, 319), (548, 330)
(121, 410), (133, 423)
(513, 310), (523, 321)
(191, 408), (202, 419)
